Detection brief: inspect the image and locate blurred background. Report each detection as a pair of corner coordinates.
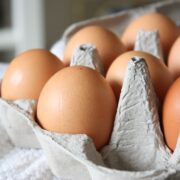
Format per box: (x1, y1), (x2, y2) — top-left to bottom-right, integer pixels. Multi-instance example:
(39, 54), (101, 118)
(0, 0), (166, 62)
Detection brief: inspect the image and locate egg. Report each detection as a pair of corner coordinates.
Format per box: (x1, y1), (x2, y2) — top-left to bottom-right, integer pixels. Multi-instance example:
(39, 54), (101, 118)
(37, 66), (117, 150)
(63, 25), (125, 72)
(168, 36), (180, 80)
(106, 51), (173, 103)
(1, 49), (64, 100)
(162, 77), (180, 151)
(121, 12), (179, 60)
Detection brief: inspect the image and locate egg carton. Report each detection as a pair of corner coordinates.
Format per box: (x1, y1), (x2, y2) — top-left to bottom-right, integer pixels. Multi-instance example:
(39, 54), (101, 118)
(0, 0), (180, 179)
(0, 45), (178, 180)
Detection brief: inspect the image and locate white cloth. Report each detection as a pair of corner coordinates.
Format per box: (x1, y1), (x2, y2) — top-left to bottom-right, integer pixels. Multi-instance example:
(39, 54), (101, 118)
(0, 117), (61, 180)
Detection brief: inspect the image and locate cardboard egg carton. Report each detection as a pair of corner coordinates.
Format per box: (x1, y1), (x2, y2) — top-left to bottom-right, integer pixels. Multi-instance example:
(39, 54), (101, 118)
(0, 0), (180, 179)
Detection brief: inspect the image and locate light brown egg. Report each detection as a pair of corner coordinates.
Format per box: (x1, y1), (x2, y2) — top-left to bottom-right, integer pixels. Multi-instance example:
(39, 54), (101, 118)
(1, 49), (64, 100)
(37, 66), (117, 150)
(168, 36), (180, 80)
(121, 12), (179, 60)
(162, 77), (180, 151)
(106, 51), (173, 103)
(63, 25), (125, 72)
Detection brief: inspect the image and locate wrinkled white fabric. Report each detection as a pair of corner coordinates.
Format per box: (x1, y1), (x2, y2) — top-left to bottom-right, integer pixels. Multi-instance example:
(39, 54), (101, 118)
(0, 119), (61, 180)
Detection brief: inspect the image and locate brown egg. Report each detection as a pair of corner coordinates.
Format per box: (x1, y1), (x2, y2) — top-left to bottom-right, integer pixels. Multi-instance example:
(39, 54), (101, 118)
(106, 51), (173, 103)
(37, 66), (117, 150)
(121, 12), (179, 59)
(1, 49), (64, 100)
(162, 77), (180, 151)
(63, 25), (125, 72)
(168, 36), (180, 80)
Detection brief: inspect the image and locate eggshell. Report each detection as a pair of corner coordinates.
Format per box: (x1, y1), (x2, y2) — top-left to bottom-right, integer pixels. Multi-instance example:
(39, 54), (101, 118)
(168, 36), (180, 80)
(63, 25), (125, 72)
(37, 66), (117, 150)
(121, 12), (179, 60)
(162, 77), (180, 151)
(106, 51), (173, 103)
(1, 49), (64, 100)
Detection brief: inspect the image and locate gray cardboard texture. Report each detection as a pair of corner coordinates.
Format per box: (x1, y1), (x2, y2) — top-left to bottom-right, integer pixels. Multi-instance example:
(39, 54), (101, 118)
(134, 30), (163, 60)
(101, 57), (171, 171)
(70, 44), (105, 75)
(0, 98), (40, 148)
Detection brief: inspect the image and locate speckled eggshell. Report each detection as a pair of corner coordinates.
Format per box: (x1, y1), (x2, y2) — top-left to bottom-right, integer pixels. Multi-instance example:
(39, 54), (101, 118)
(163, 77), (180, 151)
(1, 49), (64, 100)
(121, 12), (179, 60)
(63, 25), (125, 72)
(106, 51), (173, 103)
(37, 66), (117, 150)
